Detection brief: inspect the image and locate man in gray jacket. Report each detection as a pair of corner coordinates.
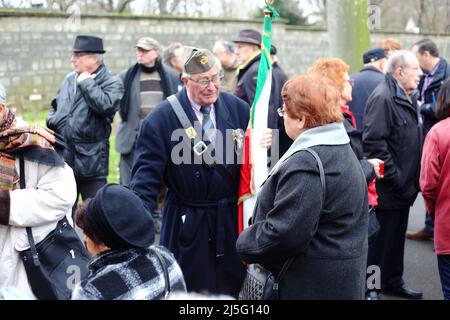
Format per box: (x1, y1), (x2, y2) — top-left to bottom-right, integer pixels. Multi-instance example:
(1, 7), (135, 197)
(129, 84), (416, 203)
(47, 35), (123, 209)
(116, 37), (179, 187)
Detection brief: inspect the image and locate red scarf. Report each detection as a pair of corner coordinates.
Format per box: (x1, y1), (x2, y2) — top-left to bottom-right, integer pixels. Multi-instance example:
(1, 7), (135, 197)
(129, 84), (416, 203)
(340, 105), (379, 206)
(340, 104), (357, 128)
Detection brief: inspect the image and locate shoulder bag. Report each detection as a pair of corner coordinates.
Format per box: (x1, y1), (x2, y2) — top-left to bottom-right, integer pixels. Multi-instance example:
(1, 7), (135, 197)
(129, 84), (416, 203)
(18, 156), (91, 300)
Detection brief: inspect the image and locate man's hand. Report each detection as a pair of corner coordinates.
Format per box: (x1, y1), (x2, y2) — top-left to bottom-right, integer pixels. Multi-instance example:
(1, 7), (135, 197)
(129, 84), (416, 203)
(76, 72), (97, 84)
(368, 158), (384, 179)
(259, 128), (272, 149)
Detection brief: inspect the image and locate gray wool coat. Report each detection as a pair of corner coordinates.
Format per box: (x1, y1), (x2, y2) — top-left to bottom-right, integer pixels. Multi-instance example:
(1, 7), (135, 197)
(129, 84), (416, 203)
(236, 123), (369, 300)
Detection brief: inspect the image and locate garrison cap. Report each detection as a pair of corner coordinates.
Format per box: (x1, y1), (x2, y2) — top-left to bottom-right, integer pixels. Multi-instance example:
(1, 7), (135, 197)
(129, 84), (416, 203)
(184, 48), (217, 74)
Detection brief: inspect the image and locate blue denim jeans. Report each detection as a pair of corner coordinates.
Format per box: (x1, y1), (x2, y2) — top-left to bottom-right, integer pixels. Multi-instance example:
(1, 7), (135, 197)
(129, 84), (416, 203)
(437, 255), (450, 300)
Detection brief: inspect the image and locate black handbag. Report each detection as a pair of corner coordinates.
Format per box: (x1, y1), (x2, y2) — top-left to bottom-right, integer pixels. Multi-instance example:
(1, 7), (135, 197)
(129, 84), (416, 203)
(238, 260), (294, 300)
(18, 156), (90, 300)
(238, 148), (326, 300)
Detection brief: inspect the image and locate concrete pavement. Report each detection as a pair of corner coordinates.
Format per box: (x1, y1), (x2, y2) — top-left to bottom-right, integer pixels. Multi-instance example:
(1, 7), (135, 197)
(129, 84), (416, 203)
(382, 194), (443, 300)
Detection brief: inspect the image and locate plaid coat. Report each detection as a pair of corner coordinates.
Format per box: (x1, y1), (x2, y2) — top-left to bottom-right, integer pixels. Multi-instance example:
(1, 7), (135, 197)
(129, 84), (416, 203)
(71, 245), (186, 300)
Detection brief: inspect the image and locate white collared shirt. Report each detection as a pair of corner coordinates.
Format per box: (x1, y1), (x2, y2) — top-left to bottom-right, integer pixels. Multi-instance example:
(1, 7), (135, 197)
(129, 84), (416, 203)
(187, 92), (216, 128)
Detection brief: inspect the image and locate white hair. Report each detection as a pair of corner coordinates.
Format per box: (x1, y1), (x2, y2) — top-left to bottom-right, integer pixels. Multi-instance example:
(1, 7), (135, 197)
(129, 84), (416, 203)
(385, 50), (416, 75)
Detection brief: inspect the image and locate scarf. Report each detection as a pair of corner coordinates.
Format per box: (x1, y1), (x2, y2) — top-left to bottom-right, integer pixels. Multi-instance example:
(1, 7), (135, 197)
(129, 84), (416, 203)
(0, 108), (19, 190)
(340, 104), (357, 128)
(0, 109), (65, 190)
(119, 58), (171, 122)
(267, 122), (349, 181)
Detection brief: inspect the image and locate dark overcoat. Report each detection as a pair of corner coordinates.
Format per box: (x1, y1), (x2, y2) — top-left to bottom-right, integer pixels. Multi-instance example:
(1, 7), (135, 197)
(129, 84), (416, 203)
(130, 89), (249, 296)
(236, 144), (369, 299)
(348, 66), (385, 129)
(363, 74), (423, 209)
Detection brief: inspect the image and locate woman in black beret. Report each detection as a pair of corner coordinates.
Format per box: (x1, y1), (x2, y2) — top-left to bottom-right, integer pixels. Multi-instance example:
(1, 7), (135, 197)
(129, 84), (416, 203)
(71, 184), (186, 300)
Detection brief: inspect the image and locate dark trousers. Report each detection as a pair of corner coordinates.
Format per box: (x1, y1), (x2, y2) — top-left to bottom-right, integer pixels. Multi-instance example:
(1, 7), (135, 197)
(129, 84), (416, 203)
(424, 211), (435, 234)
(367, 207), (410, 289)
(72, 177), (107, 215)
(437, 255), (450, 300)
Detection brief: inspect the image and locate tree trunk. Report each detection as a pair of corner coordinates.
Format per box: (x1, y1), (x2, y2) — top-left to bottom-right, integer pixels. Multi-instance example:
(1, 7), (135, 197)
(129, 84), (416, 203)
(326, 0), (370, 73)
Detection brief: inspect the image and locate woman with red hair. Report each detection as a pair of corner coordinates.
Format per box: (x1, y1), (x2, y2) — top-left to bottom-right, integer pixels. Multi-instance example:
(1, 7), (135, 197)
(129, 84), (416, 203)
(308, 58), (383, 207)
(308, 58), (384, 300)
(237, 76), (369, 299)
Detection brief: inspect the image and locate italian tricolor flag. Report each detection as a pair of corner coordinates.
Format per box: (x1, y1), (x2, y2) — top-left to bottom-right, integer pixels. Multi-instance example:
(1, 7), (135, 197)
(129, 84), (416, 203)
(238, 8), (275, 233)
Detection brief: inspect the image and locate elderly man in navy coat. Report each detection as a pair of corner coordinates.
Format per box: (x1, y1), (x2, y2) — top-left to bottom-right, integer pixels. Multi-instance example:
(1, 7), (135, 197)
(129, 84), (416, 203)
(130, 49), (249, 296)
(348, 48), (387, 130)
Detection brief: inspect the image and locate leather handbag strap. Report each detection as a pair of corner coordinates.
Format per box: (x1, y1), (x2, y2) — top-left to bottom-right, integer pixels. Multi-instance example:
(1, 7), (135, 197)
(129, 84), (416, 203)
(153, 247), (170, 298)
(19, 156), (41, 267)
(274, 148), (326, 284)
(167, 94), (235, 187)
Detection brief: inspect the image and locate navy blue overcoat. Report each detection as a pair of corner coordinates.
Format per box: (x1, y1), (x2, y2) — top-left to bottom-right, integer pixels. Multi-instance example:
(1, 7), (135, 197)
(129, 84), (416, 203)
(130, 88), (249, 296)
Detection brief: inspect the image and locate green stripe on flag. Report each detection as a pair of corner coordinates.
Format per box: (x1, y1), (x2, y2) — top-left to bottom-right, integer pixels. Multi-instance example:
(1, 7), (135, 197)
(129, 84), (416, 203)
(250, 9), (273, 128)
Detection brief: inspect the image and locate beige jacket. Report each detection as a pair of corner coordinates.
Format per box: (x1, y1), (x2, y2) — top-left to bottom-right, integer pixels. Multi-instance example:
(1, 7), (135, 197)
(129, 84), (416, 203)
(0, 160), (77, 299)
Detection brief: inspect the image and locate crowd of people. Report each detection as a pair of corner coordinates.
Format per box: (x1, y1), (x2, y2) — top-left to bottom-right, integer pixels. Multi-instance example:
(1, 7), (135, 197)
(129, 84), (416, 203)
(1, 29), (450, 300)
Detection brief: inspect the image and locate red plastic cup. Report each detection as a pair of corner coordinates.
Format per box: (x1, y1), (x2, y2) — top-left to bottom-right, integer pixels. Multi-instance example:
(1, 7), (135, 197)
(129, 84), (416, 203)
(379, 162), (384, 176)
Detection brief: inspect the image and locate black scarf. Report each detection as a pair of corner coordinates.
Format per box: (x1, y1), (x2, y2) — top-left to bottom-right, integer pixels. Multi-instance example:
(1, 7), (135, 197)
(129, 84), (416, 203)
(119, 58), (171, 122)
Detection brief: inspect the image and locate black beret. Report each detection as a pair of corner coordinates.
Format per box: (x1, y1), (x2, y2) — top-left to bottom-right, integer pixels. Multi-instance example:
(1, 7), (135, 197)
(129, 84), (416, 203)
(363, 48), (387, 64)
(86, 184), (154, 249)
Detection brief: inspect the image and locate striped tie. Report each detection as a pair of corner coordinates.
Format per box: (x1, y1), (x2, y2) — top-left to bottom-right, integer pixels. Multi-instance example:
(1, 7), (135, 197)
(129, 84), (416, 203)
(200, 106), (216, 142)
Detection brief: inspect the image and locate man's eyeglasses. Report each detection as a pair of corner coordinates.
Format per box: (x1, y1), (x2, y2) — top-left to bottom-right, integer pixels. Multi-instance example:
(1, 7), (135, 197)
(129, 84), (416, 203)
(277, 107), (285, 117)
(188, 72), (224, 87)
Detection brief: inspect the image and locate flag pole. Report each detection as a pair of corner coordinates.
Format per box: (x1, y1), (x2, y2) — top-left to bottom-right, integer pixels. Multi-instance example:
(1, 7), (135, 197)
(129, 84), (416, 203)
(238, 1), (278, 232)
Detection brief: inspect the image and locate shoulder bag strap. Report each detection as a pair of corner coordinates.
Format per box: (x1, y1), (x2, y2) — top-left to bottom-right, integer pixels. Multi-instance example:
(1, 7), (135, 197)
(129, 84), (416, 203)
(153, 247), (170, 298)
(167, 94), (235, 187)
(19, 156), (40, 267)
(274, 147), (326, 284)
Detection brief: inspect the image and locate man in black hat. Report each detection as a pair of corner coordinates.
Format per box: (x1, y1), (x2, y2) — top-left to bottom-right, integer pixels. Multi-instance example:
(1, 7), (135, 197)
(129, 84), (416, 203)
(348, 48), (387, 130)
(47, 35), (124, 212)
(130, 48), (249, 297)
(233, 29), (292, 163)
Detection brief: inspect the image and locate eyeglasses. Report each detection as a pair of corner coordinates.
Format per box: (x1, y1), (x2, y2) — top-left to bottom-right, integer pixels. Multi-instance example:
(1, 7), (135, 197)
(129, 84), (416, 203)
(188, 72), (225, 87)
(277, 107), (285, 117)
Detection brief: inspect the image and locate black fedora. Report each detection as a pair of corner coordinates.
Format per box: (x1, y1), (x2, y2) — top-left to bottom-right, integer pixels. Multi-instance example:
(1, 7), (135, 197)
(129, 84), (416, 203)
(232, 29), (261, 47)
(73, 35), (106, 54)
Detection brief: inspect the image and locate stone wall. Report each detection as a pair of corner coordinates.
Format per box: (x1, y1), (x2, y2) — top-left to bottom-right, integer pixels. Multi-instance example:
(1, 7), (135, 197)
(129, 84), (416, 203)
(0, 11), (449, 111)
